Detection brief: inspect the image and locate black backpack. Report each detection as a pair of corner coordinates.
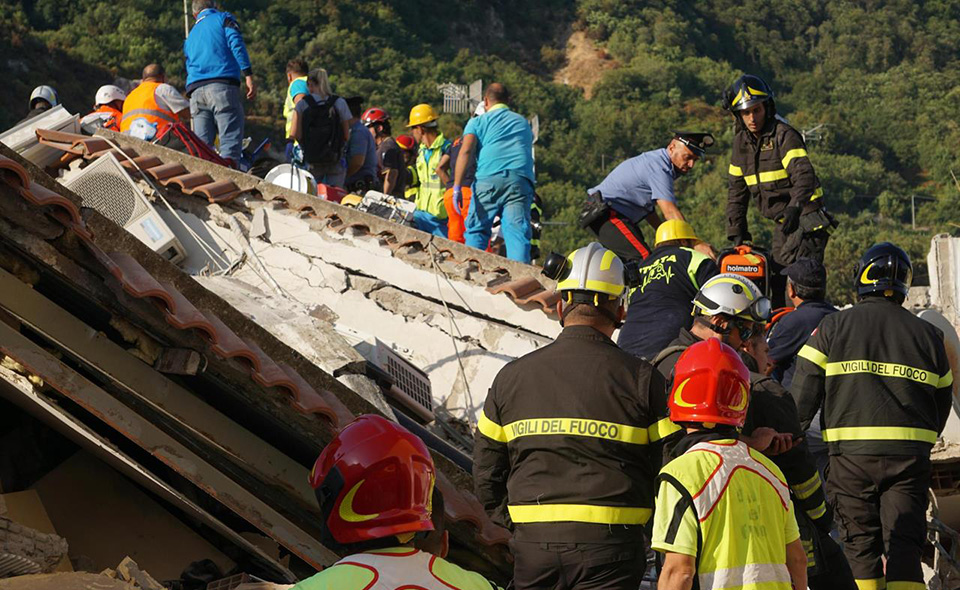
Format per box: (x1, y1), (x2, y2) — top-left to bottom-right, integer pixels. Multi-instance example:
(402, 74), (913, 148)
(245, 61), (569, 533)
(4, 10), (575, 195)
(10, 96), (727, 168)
(300, 95), (344, 166)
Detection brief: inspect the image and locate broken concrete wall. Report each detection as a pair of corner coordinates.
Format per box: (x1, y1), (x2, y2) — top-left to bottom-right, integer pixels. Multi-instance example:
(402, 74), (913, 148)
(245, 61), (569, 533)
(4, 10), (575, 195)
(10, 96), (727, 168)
(163, 204), (553, 424)
(930, 234), (960, 330)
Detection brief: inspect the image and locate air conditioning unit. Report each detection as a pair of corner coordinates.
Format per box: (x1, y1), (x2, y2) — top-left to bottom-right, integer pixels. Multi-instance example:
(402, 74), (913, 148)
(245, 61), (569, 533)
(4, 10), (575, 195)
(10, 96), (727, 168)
(63, 153), (186, 264)
(0, 105), (80, 168)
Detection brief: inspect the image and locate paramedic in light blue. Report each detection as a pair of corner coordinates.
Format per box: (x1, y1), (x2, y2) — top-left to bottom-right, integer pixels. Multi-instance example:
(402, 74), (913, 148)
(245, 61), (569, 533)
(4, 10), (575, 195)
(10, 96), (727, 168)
(453, 83), (536, 263)
(184, 0), (256, 165)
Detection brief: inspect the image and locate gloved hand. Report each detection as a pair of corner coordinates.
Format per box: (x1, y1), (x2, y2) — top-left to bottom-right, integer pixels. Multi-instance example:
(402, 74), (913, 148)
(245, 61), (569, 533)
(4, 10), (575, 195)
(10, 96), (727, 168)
(285, 141), (296, 163)
(452, 185), (463, 215)
(728, 230), (752, 246)
(781, 206), (801, 234)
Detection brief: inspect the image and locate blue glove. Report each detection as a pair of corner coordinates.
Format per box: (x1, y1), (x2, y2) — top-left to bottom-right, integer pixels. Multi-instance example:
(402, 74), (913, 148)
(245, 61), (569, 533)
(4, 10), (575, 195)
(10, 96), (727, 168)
(285, 141), (296, 163)
(452, 185), (463, 215)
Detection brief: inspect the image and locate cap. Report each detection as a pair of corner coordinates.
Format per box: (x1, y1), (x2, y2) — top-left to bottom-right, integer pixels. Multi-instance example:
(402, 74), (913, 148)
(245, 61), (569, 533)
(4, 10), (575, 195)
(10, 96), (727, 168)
(673, 132), (715, 157)
(345, 95), (364, 114)
(781, 257), (827, 289)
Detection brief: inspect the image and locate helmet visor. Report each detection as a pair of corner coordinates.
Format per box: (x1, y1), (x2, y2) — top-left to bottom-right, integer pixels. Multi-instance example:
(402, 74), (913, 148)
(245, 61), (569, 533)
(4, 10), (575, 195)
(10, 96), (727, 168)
(861, 256), (912, 287)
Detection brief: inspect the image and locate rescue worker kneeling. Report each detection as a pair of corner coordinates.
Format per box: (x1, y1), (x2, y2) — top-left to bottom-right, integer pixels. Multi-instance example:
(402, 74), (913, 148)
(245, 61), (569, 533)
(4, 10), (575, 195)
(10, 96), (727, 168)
(652, 340), (808, 590)
(474, 242), (668, 590)
(294, 415), (500, 590)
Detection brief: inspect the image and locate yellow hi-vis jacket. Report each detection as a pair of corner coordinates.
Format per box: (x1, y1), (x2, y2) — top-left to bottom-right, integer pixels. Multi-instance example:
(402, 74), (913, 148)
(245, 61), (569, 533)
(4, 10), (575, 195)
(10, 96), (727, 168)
(652, 439), (800, 590)
(291, 547), (500, 590)
(414, 133), (450, 218)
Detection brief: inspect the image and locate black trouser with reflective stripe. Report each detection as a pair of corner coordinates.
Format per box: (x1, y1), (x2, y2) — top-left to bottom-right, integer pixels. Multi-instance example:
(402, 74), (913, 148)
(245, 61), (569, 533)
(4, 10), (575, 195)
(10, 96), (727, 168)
(826, 454), (930, 587)
(586, 211), (651, 265)
(796, 510), (857, 590)
(510, 540), (646, 590)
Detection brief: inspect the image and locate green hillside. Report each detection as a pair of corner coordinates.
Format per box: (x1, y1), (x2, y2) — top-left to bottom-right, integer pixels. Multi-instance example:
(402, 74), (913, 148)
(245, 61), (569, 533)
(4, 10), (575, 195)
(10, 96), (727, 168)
(2, 0), (959, 303)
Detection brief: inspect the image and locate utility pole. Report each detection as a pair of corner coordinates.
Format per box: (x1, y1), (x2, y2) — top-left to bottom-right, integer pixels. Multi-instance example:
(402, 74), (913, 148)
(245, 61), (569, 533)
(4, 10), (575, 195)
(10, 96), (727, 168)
(183, 0), (190, 39)
(911, 194), (916, 230)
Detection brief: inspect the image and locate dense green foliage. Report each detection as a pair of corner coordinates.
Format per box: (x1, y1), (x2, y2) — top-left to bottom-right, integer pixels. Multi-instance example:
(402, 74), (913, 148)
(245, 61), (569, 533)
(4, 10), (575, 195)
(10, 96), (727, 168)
(2, 0), (958, 302)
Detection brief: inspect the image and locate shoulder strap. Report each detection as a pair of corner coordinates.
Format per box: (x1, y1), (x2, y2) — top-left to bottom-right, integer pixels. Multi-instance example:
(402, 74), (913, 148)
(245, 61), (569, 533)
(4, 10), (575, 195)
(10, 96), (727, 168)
(653, 345), (688, 369)
(304, 94), (318, 108)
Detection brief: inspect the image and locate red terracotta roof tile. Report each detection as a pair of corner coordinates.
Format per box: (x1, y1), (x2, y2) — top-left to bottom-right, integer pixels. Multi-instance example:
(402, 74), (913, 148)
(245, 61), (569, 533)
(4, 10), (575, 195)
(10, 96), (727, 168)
(191, 180), (242, 203)
(106, 251), (177, 311)
(159, 282), (218, 340)
(0, 155), (31, 188)
(167, 172), (214, 191)
(146, 163), (190, 181)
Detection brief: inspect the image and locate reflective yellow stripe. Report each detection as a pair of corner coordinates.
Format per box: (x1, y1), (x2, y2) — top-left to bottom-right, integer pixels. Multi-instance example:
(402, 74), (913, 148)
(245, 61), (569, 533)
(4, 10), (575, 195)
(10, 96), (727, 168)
(823, 427), (937, 444)
(856, 578), (886, 590)
(556, 278), (624, 297)
(940, 370), (954, 389)
(649, 417), (682, 442)
(887, 582), (924, 590)
(743, 168), (789, 186)
(825, 360), (939, 387)
(806, 501), (827, 520)
(508, 503), (652, 525)
(501, 417), (648, 445)
(781, 148), (808, 168)
(791, 471), (822, 500)
(728, 164), (743, 176)
(477, 411), (507, 443)
(599, 249), (617, 271)
(797, 345), (828, 370)
(811, 186), (824, 201)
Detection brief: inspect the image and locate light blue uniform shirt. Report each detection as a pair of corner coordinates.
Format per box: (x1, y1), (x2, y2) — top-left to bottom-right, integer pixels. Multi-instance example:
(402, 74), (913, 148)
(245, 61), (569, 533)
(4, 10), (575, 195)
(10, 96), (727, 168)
(462, 104), (535, 183)
(589, 148), (678, 224)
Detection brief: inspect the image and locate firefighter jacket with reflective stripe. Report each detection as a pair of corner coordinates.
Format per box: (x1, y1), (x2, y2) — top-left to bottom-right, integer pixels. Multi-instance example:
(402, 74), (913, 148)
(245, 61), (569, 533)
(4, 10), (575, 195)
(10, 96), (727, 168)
(793, 297), (953, 456)
(474, 325), (669, 542)
(415, 133), (451, 219)
(727, 117), (822, 239)
(743, 373), (831, 527)
(121, 82), (177, 134)
(292, 548), (500, 590)
(653, 439), (799, 590)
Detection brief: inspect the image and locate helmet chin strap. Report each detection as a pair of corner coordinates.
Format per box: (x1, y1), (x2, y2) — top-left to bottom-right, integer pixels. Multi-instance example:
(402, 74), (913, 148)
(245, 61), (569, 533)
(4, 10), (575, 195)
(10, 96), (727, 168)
(560, 294), (624, 329)
(694, 316), (732, 341)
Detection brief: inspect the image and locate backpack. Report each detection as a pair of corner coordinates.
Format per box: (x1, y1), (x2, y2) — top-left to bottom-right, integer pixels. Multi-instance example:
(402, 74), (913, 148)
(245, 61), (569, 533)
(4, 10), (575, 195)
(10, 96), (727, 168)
(300, 95), (344, 166)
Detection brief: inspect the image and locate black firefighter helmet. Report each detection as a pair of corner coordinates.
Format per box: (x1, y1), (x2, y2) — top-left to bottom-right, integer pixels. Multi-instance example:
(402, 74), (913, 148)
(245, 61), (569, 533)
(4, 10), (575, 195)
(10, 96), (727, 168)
(723, 74), (776, 115)
(854, 242), (913, 302)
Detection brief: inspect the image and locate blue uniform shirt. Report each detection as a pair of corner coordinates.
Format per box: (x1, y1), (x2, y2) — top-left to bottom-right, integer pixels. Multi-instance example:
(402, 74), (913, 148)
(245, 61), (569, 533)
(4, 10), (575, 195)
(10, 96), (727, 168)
(345, 120), (378, 185)
(767, 300), (838, 389)
(185, 8), (253, 93)
(589, 148), (678, 224)
(462, 104), (535, 183)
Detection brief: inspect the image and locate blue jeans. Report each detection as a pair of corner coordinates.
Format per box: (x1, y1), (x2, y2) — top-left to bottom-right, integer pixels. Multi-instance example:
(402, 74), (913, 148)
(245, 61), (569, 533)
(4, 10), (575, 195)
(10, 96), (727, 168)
(465, 171), (534, 263)
(413, 210), (448, 237)
(190, 82), (244, 164)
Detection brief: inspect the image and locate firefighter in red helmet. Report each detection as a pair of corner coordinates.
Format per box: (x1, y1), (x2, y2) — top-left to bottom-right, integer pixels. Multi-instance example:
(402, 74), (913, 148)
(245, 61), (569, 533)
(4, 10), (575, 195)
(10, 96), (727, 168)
(652, 340), (808, 590)
(294, 415), (501, 589)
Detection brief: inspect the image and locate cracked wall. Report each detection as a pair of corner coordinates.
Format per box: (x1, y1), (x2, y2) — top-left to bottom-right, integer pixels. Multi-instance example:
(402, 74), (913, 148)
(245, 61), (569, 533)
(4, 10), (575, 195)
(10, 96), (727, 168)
(161, 204), (553, 424)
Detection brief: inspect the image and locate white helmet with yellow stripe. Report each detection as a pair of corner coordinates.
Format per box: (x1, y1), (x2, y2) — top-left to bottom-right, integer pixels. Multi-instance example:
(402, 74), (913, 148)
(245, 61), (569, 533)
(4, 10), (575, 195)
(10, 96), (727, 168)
(553, 242), (626, 303)
(692, 273), (771, 323)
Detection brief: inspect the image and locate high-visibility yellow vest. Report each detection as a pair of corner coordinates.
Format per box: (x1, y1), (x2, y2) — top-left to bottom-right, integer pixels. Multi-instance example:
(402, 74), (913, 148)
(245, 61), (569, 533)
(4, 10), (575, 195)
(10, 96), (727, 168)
(414, 133), (450, 218)
(658, 439), (797, 590)
(283, 76), (307, 138)
(292, 547), (499, 590)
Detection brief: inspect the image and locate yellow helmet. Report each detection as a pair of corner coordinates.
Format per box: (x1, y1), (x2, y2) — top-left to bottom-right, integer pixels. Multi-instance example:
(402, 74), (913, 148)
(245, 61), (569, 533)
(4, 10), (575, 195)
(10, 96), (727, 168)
(407, 104), (439, 128)
(655, 219), (698, 246)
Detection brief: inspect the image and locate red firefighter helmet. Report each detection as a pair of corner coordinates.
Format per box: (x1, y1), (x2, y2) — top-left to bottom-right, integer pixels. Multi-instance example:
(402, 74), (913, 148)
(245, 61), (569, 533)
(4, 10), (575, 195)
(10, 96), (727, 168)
(361, 107), (390, 126)
(668, 339), (751, 427)
(396, 134), (417, 151)
(309, 414), (435, 545)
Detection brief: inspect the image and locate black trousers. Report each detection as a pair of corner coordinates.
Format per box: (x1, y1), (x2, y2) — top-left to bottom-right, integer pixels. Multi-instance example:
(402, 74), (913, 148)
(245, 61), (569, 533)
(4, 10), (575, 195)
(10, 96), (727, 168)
(826, 454), (930, 587)
(587, 211), (651, 264)
(770, 227), (829, 307)
(510, 540), (646, 590)
(797, 512), (857, 590)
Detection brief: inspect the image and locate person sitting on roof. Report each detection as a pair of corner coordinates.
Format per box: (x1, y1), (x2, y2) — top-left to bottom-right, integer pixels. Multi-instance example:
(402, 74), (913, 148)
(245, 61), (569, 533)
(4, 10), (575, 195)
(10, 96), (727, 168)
(294, 414), (502, 590)
(18, 85), (59, 125)
(80, 85), (127, 134)
(121, 64), (190, 140)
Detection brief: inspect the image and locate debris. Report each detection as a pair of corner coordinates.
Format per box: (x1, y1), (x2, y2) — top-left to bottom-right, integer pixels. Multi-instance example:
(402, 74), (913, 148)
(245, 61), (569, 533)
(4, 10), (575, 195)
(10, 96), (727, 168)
(0, 516), (69, 578)
(113, 557), (164, 590)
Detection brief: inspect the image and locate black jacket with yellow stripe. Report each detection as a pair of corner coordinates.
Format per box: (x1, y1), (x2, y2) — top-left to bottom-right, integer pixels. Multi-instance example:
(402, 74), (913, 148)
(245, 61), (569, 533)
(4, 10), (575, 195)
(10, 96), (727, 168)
(473, 325), (670, 542)
(727, 117), (822, 239)
(792, 296), (953, 456)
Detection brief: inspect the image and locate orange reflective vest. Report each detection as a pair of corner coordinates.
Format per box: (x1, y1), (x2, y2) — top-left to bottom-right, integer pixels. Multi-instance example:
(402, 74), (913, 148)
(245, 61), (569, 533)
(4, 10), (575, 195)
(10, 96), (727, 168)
(121, 81), (177, 134)
(96, 105), (123, 132)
